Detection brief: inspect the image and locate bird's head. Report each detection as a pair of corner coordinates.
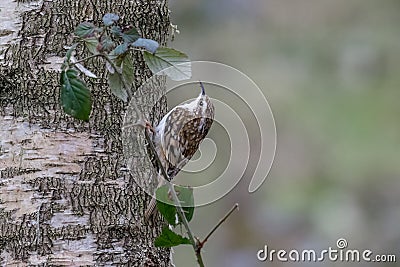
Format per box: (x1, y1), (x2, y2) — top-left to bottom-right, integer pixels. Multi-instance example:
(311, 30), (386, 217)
(193, 81), (214, 120)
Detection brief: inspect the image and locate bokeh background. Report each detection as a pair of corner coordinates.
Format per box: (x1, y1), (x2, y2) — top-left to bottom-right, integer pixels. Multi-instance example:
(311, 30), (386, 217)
(168, 0), (400, 266)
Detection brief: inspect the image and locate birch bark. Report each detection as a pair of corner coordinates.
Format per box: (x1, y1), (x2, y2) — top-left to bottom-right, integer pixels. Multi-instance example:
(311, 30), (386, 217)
(0, 1), (170, 265)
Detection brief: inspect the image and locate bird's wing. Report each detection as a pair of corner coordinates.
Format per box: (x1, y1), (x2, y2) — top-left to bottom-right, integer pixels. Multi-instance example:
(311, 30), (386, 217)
(160, 107), (196, 178)
(160, 107), (213, 179)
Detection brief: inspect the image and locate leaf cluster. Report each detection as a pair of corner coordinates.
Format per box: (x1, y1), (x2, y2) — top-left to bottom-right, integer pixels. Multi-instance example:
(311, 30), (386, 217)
(60, 13), (191, 121)
(154, 185), (195, 247)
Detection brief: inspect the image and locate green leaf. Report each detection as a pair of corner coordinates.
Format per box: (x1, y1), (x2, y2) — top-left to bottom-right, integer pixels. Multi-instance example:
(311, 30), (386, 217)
(75, 22), (97, 38)
(60, 69), (92, 121)
(154, 227), (192, 248)
(121, 26), (140, 43)
(109, 43), (129, 61)
(132, 38), (159, 54)
(121, 54), (135, 88)
(74, 62), (97, 78)
(65, 44), (78, 63)
(108, 69), (128, 102)
(106, 51), (133, 102)
(156, 185), (177, 226)
(143, 47), (191, 81)
(103, 13), (119, 26)
(62, 44), (78, 71)
(156, 185), (195, 225)
(100, 36), (115, 53)
(83, 37), (99, 55)
(108, 43), (134, 92)
(176, 186), (194, 222)
(111, 26), (122, 37)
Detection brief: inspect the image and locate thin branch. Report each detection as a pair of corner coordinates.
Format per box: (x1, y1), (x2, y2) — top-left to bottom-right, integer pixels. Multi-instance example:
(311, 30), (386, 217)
(70, 48), (149, 125)
(197, 203), (239, 251)
(70, 52), (135, 101)
(78, 52), (147, 125)
(144, 130), (205, 266)
(100, 53), (134, 100)
(70, 54), (101, 65)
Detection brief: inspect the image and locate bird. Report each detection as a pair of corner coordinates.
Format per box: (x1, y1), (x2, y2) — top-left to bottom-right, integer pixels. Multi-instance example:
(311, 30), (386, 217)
(144, 81), (215, 221)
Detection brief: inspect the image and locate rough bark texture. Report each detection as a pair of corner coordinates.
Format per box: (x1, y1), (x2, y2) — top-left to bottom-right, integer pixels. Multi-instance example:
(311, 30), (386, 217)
(0, 0), (170, 265)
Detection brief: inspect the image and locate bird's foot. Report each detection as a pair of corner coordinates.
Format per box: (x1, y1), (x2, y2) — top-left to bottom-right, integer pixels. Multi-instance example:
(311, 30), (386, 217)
(145, 121), (155, 133)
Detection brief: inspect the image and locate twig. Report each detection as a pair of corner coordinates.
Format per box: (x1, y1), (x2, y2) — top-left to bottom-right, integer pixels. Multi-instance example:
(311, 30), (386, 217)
(144, 129), (205, 266)
(100, 53), (134, 100)
(71, 54), (101, 65)
(69, 52), (135, 101)
(196, 203), (239, 252)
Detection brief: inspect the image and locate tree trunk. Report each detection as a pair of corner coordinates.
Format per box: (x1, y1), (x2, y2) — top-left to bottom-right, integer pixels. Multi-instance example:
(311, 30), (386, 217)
(0, 0), (170, 265)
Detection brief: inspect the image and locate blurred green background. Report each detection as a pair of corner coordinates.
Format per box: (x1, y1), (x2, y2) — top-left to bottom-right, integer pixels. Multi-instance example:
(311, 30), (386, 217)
(168, 0), (400, 266)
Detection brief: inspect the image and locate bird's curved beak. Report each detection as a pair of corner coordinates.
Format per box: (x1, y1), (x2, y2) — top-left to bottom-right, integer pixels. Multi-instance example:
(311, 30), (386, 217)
(199, 81), (206, 95)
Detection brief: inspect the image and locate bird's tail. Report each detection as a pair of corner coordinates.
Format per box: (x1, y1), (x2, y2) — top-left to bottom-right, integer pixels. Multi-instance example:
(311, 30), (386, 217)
(144, 173), (165, 223)
(144, 196), (157, 222)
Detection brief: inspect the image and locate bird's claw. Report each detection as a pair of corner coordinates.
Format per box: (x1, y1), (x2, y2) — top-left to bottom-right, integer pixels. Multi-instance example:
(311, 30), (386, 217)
(145, 121), (155, 133)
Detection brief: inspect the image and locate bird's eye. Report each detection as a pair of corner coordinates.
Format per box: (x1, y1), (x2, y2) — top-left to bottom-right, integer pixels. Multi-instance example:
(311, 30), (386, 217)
(199, 101), (203, 106)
